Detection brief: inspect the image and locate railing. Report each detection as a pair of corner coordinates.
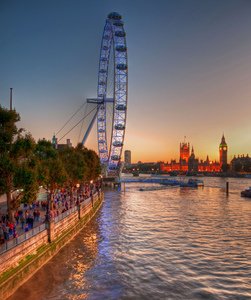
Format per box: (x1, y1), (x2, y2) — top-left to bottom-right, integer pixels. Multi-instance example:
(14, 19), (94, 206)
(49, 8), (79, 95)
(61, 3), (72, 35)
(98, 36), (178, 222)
(80, 197), (91, 207)
(0, 189), (102, 254)
(54, 206), (78, 223)
(0, 223), (47, 255)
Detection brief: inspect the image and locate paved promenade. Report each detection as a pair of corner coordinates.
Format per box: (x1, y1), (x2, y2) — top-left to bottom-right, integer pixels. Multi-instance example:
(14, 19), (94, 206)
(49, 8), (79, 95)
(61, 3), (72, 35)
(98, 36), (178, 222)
(0, 189), (78, 242)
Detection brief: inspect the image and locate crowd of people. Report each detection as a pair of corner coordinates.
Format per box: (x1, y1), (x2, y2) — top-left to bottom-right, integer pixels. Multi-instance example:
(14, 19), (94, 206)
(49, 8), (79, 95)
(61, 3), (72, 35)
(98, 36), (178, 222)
(0, 183), (101, 245)
(0, 201), (43, 244)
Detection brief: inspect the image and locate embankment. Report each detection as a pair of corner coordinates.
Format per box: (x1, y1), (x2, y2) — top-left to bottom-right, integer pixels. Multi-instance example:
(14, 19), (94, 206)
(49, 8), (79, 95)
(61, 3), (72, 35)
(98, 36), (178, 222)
(0, 191), (103, 300)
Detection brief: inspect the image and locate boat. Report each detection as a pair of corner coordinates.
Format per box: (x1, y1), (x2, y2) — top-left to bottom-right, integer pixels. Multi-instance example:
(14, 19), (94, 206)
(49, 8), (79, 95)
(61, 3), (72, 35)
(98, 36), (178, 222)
(138, 186), (179, 192)
(181, 178), (204, 187)
(188, 178), (204, 187)
(241, 187), (251, 198)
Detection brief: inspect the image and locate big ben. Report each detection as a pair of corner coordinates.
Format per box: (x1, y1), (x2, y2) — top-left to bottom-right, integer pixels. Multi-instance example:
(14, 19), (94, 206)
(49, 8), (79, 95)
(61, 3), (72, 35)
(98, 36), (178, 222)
(219, 134), (227, 166)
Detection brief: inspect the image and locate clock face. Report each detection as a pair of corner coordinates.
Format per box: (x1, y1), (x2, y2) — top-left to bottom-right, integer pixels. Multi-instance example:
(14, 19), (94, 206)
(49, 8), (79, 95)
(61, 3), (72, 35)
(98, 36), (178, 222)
(219, 147), (222, 151)
(223, 147), (227, 151)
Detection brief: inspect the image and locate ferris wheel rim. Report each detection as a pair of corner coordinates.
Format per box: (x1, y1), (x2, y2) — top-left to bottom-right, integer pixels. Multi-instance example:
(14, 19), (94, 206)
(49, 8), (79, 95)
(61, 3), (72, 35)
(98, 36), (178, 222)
(97, 12), (128, 175)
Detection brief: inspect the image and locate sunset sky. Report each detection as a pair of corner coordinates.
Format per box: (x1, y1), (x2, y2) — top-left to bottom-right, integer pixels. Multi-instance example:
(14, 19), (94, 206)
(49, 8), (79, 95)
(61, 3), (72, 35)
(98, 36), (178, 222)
(1, 0), (251, 163)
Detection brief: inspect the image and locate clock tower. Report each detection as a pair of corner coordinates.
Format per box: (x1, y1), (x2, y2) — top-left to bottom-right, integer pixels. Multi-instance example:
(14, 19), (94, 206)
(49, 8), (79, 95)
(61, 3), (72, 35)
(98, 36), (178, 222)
(219, 134), (227, 166)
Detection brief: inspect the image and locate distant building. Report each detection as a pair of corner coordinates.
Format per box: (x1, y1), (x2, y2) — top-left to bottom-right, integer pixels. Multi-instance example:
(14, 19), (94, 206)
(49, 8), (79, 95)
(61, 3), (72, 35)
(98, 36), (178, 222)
(230, 154), (251, 171)
(124, 150), (131, 166)
(180, 142), (190, 163)
(219, 134), (228, 166)
(160, 136), (223, 173)
(52, 135), (72, 150)
(188, 147), (198, 173)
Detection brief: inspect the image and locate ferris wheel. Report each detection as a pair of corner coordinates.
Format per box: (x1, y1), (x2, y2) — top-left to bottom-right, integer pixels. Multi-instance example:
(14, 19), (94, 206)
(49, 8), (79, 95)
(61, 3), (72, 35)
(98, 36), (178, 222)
(83, 12), (128, 176)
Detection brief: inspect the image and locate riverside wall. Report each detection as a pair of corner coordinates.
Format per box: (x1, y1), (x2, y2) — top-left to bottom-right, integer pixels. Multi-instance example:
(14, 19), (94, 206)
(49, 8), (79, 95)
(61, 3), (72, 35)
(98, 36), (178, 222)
(0, 191), (103, 300)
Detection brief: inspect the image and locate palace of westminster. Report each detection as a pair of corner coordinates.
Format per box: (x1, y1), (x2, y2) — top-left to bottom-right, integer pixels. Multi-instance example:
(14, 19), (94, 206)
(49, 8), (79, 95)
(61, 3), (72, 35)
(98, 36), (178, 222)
(159, 134), (250, 173)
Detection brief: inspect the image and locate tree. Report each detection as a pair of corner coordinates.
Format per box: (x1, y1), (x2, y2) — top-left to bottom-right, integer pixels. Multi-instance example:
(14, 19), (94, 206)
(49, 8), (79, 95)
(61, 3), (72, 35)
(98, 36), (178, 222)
(58, 145), (87, 204)
(0, 106), (38, 221)
(35, 140), (67, 210)
(12, 157), (39, 208)
(76, 144), (101, 181)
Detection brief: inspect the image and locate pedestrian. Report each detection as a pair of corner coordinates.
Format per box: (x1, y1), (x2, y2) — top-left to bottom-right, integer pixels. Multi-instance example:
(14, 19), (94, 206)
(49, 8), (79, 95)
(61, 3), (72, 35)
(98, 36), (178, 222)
(14, 212), (19, 224)
(0, 226), (4, 243)
(25, 210), (29, 222)
(20, 215), (25, 229)
(30, 217), (34, 229)
(13, 230), (18, 238)
(37, 210), (40, 222)
(4, 226), (10, 241)
(27, 216), (31, 230)
(25, 224), (29, 232)
(8, 222), (14, 235)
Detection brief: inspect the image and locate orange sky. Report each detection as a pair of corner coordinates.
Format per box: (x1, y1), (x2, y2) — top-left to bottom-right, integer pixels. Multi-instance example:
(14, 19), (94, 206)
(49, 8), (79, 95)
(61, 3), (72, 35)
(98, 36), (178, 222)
(1, 1), (251, 165)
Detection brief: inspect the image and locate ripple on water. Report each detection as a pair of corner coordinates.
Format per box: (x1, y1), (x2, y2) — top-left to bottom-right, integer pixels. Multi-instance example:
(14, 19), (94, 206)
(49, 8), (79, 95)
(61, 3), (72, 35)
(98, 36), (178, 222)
(8, 177), (251, 300)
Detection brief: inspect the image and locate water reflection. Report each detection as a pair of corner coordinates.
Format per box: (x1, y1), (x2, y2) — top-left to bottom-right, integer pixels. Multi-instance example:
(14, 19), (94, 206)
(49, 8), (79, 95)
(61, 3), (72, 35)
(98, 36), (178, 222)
(8, 176), (251, 300)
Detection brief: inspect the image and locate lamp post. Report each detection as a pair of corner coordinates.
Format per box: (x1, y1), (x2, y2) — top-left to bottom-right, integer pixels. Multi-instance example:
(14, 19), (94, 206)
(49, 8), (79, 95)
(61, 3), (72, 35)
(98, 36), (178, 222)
(46, 193), (50, 222)
(76, 183), (80, 204)
(90, 180), (94, 207)
(90, 180), (93, 195)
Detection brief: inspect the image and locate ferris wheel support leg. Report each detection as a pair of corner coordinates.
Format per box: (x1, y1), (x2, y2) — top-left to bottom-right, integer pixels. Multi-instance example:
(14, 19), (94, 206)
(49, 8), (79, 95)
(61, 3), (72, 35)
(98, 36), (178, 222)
(82, 105), (101, 146)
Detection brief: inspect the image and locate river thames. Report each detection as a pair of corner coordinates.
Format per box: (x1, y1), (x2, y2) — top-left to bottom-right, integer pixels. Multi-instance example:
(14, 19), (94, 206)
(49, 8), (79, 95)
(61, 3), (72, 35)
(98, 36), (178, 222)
(9, 175), (251, 300)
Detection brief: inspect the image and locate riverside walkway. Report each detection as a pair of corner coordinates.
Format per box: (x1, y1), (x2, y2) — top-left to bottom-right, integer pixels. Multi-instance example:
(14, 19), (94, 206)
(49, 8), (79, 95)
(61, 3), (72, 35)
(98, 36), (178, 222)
(0, 187), (94, 253)
(0, 191), (48, 237)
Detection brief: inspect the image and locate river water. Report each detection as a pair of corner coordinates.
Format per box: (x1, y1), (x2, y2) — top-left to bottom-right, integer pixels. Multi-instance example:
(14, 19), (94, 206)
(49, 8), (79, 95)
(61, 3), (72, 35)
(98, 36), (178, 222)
(8, 175), (251, 300)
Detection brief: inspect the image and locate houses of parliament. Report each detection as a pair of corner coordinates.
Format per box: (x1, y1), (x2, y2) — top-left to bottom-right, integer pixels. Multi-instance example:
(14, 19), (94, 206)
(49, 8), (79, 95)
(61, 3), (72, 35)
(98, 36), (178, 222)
(159, 135), (227, 173)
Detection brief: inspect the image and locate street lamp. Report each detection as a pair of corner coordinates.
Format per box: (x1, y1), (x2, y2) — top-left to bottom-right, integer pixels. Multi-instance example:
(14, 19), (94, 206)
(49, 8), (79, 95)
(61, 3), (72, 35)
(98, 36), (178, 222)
(46, 193), (50, 222)
(76, 183), (80, 204)
(90, 180), (94, 197)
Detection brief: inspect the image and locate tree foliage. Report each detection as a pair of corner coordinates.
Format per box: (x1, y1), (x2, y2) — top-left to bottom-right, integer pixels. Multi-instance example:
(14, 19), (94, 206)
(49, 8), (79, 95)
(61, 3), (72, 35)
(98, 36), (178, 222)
(0, 106), (38, 219)
(13, 158), (39, 206)
(0, 106), (101, 215)
(35, 140), (68, 210)
(58, 145), (87, 202)
(76, 144), (101, 181)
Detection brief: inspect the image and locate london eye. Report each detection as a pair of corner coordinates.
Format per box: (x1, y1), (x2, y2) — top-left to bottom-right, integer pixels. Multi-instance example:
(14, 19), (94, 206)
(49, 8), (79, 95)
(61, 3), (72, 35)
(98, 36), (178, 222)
(83, 12), (128, 176)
